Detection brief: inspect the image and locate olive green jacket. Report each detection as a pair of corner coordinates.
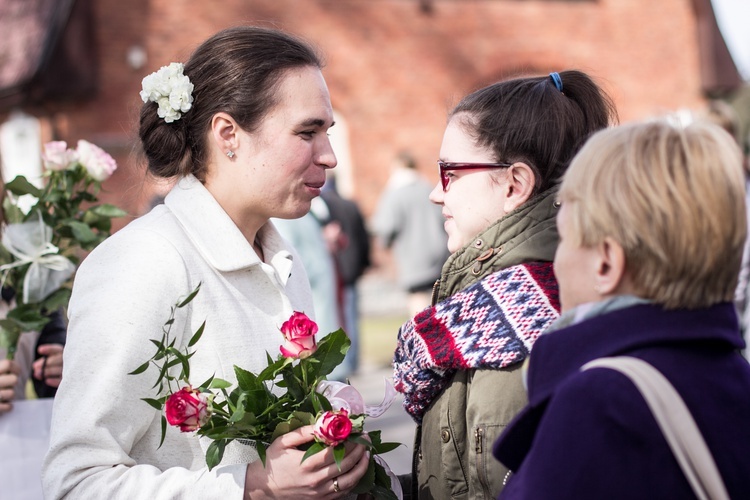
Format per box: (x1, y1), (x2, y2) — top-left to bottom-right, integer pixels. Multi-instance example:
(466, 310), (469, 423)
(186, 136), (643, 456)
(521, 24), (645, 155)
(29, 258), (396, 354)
(409, 188), (560, 500)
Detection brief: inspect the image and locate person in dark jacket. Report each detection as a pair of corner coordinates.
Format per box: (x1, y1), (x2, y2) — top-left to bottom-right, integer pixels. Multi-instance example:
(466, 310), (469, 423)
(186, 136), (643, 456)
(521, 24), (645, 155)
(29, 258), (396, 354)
(494, 120), (750, 498)
(319, 174), (371, 375)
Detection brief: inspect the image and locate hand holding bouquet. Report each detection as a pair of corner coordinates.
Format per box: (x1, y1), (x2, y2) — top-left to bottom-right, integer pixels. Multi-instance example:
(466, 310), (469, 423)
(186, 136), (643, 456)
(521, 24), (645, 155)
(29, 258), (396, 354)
(131, 285), (401, 499)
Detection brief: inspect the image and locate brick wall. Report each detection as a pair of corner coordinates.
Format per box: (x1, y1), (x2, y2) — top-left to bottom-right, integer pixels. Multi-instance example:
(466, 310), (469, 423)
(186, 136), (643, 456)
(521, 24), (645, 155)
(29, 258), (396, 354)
(4, 0), (707, 224)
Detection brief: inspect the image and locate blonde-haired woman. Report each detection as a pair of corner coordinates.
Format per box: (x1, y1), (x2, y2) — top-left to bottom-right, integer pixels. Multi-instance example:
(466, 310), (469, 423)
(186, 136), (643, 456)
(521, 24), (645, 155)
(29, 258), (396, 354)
(493, 120), (750, 498)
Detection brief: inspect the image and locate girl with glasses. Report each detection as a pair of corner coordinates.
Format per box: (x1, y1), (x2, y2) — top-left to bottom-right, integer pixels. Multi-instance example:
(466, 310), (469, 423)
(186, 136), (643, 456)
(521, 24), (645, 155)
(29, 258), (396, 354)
(393, 70), (617, 499)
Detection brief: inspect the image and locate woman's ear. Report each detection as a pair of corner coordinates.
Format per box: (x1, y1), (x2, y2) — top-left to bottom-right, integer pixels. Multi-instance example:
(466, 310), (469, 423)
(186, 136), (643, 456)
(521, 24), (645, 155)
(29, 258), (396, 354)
(502, 162), (536, 213)
(210, 112), (240, 157)
(594, 237), (629, 296)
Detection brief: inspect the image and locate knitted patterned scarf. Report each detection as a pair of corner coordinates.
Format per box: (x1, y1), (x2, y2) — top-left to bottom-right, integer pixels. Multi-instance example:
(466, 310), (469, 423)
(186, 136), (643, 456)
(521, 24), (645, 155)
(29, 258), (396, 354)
(393, 262), (560, 423)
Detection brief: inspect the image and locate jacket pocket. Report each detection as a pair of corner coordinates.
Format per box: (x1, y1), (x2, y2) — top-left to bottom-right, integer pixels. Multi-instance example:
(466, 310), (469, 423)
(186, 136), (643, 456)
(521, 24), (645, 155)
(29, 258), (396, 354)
(470, 423), (503, 499)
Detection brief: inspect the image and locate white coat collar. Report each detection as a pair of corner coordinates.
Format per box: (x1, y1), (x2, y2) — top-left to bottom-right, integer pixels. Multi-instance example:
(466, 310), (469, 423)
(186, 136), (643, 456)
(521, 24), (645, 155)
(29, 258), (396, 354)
(165, 175), (295, 283)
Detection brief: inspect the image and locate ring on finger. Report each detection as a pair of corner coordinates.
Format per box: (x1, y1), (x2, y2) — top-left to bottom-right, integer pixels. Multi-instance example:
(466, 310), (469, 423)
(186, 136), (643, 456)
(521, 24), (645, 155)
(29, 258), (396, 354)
(333, 478), (340, 493)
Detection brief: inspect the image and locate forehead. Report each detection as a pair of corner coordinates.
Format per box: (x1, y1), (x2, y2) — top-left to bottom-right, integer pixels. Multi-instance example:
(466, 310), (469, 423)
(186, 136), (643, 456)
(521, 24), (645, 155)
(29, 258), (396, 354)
(270, 66), (334, 126)
(440, 116), (492, 161)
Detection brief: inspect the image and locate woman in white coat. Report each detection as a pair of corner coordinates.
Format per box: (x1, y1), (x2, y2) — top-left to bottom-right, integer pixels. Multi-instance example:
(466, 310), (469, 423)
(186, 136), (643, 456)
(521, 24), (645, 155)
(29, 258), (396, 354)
(42, 26), (369, 499)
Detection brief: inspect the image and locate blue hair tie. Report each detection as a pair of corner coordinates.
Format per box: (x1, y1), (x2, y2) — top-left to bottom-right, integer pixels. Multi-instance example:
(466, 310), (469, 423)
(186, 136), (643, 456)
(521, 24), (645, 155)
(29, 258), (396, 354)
(549, 72), (563, 92)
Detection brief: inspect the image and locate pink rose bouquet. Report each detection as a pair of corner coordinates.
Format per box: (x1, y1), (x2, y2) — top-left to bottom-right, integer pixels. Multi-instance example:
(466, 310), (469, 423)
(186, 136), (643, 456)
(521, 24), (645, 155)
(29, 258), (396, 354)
(132, 286), (401, 499)
(0, 140), (126, 360)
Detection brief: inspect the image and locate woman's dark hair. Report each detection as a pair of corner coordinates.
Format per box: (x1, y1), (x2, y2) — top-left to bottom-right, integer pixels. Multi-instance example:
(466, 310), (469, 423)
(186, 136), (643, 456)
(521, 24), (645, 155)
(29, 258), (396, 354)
(139, 26), (323, 181)
(451, 70), (618, 194)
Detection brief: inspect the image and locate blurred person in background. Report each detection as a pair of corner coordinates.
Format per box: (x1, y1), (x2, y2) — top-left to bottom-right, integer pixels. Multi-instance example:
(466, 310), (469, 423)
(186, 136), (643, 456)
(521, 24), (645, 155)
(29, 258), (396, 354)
(494, 120), (750, 498)
(373, 151), (450, 317)
(273, 210), (345, 377)
(392, 70), (617, 499)
(319, 174), (370, 376)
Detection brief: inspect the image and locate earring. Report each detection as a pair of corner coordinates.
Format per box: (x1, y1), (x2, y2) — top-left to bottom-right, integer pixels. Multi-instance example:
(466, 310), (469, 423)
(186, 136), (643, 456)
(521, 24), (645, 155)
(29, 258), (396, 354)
(226, 150), (235, 159)
(594, 284), (602, 294)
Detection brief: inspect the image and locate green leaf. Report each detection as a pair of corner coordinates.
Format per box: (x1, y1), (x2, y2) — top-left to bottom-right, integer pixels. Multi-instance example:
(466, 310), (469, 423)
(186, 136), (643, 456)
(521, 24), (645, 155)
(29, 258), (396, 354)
(235, 366), (262, 392)
(187, 321), (206, 347)
(128, 360), (151, 375)
(91, 203), (128, 218)
(291, 411), (316, 426)
(228, 402), (246, 423)
(257, 441), (267, 467)
(300, 441), (326, 463)
(66, 220), (97, 243)
(5, 306), (50, 332)
(257, 355), (288, 382)
(281, 369), (305, 402)
(333, 443), (346, 470)
(181, 355), (190, 380)
(205, 439), (226, 471)
(158, 416), (167, 449)
(141, 397), (165, 410)
(177, 283), (202, 308)
(209, 378), (232, 389)
(348, 434), (372, 447)
(40, 288), (72, 312)
(0, 326), (22, 352)
(6, 175), (42, 197)
(350, 453), (376, 495)
(308, 329), (350, 378)
(3, 197), (25, 223)
(373, 441), (402, 455)
(271, 411), (314, 441)
(372, 460), (399, 499)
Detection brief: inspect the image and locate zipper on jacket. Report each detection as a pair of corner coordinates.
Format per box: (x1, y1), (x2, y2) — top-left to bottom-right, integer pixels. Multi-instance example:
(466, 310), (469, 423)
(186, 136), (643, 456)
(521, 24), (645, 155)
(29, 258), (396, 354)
(430, 279), (440, 306)
(475, 427), (483, 454)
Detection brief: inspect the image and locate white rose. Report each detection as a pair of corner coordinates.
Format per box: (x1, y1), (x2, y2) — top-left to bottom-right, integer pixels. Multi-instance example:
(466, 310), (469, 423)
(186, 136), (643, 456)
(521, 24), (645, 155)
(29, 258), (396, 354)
(76, 140), (117, 181)
(41, 141), (78, 171)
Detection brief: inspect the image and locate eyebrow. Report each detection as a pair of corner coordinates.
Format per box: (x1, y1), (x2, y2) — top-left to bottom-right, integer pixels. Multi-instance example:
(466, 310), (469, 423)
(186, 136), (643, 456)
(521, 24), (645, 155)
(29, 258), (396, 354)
(300, 118), (335, 128)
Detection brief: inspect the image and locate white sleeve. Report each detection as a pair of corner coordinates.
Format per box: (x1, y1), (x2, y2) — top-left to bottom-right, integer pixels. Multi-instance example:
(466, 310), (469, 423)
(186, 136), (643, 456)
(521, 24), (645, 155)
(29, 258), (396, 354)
(41, 227), (246, 500)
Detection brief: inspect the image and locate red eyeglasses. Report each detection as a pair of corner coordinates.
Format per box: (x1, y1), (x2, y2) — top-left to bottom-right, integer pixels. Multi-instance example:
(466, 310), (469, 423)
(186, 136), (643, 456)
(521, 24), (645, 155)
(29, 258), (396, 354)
(437, 160), (512, 191)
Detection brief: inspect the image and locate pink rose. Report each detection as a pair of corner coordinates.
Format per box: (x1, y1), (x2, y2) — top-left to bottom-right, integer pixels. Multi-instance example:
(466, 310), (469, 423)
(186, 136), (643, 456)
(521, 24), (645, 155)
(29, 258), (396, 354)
(313, 409), (352, 446)
(76, 139), (117, 181)
(279, 311), (318, 359)
(165, 386), (210, 432)
(42, 141), (77, 171)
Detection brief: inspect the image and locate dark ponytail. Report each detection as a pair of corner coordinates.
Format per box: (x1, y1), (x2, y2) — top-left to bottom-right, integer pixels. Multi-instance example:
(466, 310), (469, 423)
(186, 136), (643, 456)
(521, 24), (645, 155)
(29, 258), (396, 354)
(451, 70), (618, 193)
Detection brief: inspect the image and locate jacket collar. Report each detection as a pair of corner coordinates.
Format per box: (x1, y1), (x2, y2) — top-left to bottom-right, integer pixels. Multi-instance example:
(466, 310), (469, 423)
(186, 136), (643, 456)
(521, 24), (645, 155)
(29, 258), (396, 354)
(437, 187), (560, 301)
(165, 175), (294, 282)
(526, 302), (743, 407)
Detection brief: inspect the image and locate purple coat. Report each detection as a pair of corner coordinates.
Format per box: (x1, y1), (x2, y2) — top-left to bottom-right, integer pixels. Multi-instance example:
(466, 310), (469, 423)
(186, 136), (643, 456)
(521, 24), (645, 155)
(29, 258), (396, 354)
(493, 302), (750, 499)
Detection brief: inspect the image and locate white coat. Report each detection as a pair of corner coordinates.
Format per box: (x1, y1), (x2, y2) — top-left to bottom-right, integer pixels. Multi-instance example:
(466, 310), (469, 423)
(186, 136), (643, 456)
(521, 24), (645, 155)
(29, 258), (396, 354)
(42, 175), (315, 499)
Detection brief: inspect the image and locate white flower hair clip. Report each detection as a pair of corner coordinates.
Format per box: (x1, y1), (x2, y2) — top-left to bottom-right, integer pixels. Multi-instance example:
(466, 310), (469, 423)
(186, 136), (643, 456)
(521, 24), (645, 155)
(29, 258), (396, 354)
(140, 62), (194, 123)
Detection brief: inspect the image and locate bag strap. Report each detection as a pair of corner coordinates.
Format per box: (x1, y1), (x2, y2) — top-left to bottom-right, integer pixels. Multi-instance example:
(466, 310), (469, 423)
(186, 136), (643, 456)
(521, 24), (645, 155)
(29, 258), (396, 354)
(581, 356), (729, 500)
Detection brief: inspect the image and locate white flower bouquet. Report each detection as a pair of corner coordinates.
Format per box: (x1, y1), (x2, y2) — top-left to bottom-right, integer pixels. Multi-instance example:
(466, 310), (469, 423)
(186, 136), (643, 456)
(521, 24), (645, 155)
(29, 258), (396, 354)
(0, 140), (126, 359)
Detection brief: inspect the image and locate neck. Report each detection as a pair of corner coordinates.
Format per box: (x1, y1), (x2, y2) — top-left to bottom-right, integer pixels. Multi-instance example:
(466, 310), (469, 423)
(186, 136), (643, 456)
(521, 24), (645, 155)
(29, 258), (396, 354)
(204, 175), (267, 251)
